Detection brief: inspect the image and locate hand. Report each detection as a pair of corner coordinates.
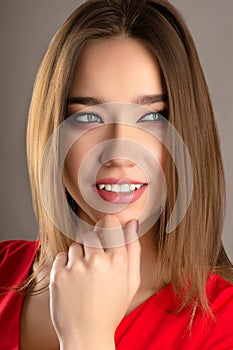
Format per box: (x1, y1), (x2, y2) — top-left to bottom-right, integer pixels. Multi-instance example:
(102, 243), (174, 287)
(49, 215), (141, 349)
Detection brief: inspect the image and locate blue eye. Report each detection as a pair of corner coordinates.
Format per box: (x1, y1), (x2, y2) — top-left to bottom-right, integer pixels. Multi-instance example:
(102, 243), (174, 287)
(137, 111), (168, 123)
(69, 112), (104, 124)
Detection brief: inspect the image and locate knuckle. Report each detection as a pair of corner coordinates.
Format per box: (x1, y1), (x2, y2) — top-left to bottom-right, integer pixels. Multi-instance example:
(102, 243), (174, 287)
(56, 251), (67, 258)
(72, 260), (86, 273)
(50, 268), (66, 286)
(112, 250), (127, 265)
(89, 253), (104, 268)
(70, 241), (78, 247)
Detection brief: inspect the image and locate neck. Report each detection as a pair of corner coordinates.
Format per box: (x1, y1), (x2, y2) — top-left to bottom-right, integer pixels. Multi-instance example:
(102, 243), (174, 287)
(137, 221), (166, 293)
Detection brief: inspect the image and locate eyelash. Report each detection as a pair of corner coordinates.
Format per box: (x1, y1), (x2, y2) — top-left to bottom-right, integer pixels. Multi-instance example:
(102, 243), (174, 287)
(68, 111), (169, 124)
(69, 112), (104, 124)
(137, 111), (169, 123)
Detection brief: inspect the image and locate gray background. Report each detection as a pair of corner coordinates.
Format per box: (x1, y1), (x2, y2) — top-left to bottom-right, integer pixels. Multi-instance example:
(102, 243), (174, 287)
(0, 1), (232, 261)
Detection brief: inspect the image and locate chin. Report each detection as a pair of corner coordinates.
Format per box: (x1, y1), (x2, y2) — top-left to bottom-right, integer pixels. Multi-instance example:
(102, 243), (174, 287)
(78, 206), (140, 228)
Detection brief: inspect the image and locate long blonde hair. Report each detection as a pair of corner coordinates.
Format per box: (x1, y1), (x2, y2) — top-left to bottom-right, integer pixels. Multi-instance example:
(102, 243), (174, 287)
(26, 0), (232, 313)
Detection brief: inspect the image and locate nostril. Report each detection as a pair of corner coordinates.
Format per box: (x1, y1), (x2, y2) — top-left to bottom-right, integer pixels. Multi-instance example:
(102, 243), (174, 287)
(98, 138), (139, 167)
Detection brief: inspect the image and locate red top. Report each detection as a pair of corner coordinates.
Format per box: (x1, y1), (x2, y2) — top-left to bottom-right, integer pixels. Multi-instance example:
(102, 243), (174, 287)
(0, 240), (233, 350)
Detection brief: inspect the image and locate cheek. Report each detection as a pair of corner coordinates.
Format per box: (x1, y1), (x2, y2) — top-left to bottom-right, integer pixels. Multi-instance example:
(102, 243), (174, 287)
(64, 125), (102, 181)
(160, 145), (166, 170)
(64, 141), (86, 187)
(140, 136), (165, 170)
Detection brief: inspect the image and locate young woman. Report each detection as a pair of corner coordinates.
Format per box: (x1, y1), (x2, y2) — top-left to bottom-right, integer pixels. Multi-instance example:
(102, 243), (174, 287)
(1, 0), (233, 349)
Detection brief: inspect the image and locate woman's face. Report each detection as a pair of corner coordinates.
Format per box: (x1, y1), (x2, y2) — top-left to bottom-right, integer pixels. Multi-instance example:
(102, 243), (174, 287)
(64, 37), (167, 229)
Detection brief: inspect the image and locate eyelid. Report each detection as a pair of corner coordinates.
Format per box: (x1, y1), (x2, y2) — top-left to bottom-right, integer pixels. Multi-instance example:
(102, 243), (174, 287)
(137, 110), (168, 123)
(69, 112), (104, 123)
(66, 110), (169, 124)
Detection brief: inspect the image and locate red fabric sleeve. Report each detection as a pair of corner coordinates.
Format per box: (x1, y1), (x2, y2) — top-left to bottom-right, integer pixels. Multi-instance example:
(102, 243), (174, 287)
(0, 240), (40, 350)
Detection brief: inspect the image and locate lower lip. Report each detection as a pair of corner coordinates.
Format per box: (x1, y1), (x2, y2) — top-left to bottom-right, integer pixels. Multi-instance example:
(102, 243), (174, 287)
(94, 185), (147, 204)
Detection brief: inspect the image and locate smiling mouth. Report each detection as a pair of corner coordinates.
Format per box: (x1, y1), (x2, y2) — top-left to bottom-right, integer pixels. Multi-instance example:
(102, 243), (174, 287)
(96, 183), (144, 193)
(94, 178), (148, 203)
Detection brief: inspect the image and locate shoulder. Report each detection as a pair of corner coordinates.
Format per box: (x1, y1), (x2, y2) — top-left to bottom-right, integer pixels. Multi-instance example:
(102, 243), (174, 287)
(207, 273), (233, 309)
(0, 239), (40, 262)
(0, 240), (41, 349)
(0, 239), (39, 255)
(0, 239), (40, 288)
(191, 273), (233, 349)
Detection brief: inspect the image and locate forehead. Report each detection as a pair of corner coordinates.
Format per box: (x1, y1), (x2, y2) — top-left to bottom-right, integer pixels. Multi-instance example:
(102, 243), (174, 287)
(70, 37), (164, 101)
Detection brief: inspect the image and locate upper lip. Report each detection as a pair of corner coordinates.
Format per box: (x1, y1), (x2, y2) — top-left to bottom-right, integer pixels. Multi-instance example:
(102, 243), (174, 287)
(95, 178), (147, 184)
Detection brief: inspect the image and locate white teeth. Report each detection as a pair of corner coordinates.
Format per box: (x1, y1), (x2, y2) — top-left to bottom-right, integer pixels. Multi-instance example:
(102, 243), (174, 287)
(130, 184), (136, 191)
(135, 184), (141, 189)
(111, 184), (119, 192)
(105, 184), (112, 191)
(97, 183), (143, 193)
(129, 184), (141, 191)
(121, 184), (131, 192)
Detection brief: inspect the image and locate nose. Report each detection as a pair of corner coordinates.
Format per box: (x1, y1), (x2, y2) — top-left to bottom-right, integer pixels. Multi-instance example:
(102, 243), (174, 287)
(103, 157), (135, 168)
(100, 123), (137, 168)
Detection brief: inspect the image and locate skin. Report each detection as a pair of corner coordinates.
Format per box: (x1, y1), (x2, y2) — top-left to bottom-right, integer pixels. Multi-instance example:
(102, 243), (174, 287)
(64, 37), (166, 231)
(20, 37), (168, 350)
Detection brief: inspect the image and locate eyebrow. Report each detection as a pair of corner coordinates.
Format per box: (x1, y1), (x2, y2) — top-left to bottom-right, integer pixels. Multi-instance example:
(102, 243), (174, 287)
(67, 94), (167, 106)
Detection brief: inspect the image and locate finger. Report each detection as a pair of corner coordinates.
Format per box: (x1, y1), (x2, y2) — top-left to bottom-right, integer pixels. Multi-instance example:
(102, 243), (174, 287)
(67, 242), (84, 268)
(124, 219), (139, 244)
(50, 252), (68, 283)
(94, 214), (125, 250)
(124, 220), (141, 290)
(82, 230), (104, 260)
(52, 252), (68, 269)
